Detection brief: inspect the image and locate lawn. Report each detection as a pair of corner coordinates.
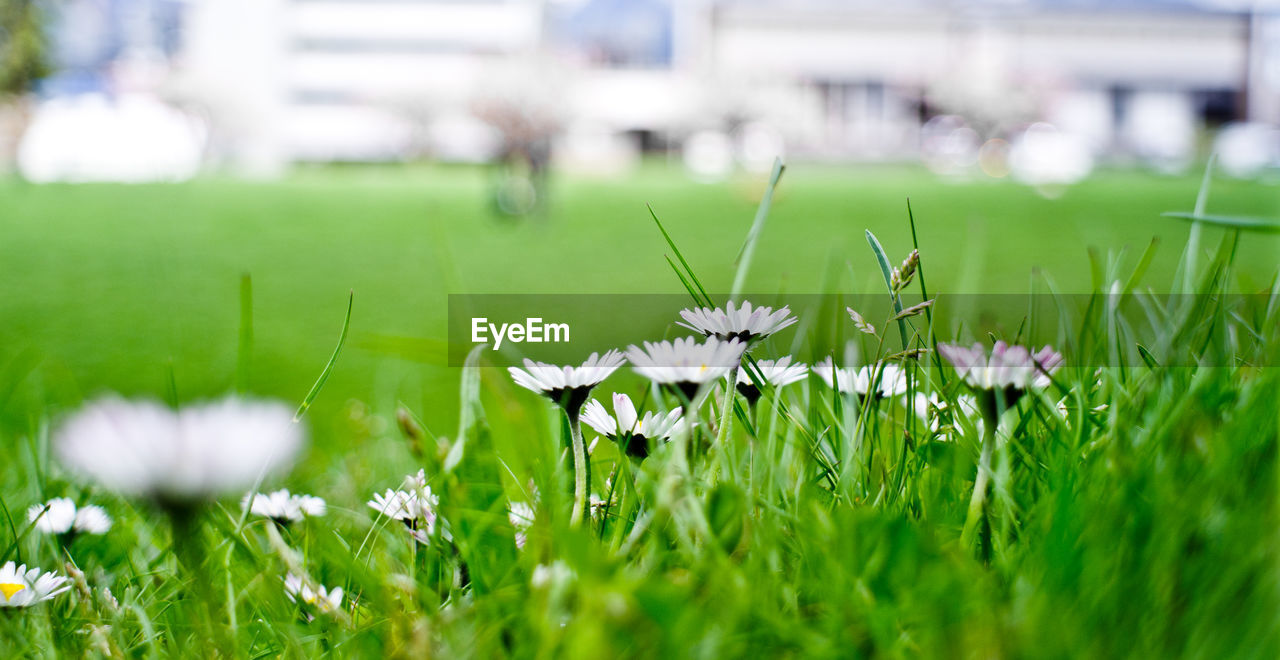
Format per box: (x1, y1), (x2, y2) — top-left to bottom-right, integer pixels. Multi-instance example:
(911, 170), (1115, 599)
(2, 162), (1278, 657)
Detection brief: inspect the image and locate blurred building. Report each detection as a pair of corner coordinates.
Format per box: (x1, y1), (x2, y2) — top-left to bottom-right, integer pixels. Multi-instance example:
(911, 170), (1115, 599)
(25, 0), (1280, 178)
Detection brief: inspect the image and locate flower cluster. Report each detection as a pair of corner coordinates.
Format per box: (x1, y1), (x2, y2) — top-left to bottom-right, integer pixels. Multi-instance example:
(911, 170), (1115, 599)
(27, 498), (111, 536)
(242, 489), (327, 525)
(368, 470), (446, 545)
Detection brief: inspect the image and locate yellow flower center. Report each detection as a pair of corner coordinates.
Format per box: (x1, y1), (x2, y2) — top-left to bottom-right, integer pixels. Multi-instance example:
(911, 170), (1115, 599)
(699, 364), (708, 373)
(0, 582), (26, 601)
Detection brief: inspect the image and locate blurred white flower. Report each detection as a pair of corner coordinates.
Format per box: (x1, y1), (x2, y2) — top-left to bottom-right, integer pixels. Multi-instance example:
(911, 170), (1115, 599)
(937, 342), (1063, 393)
(508, 350), (625, 414)
(627, 337), (747, 400)
(531, 560), (576, 589)
(678, 300), (797, 343)
(509, 501), (535, 550)
(735, 357), (808, 404)
(28, 497), (113, 536)
(0, 561), (70, 608)
(242, 489), (326, 524)
(913, 392), (982, 437)
(581, 393), (685, 460)
(54, 396), (303, 502)
(284, 574), (344, 615)
(812, 358), (908, 399)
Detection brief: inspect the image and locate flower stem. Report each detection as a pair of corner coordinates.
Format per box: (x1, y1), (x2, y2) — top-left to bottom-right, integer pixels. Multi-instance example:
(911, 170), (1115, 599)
(568, 412), (588, 527)
(960, 415), (997, 556)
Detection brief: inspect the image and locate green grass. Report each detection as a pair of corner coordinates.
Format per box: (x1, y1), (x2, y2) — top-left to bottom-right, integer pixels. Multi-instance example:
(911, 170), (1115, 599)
(2, 163), (1279, 657)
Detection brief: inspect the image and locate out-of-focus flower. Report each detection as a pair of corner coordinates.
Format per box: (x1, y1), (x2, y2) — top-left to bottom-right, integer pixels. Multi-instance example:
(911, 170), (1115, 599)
(242, 489), (326, 524)
(812, 358), (908, 399)
(509, 501), (535, 550)
(284, 574), (344, 615)
(627, 337), (747, 400)
(27, 497), (112, 536)
(531, 560), (576, 589)
(938, 342), (1063, 393)
(508, 351), (626, 415)
(580, 393), (685, 460)
(735, 357), (808, 404)
(54, 396), (303, 503)
(913, 392), (982, 438)
(678, 300), (796, 344)
(0, 562), (70, 608)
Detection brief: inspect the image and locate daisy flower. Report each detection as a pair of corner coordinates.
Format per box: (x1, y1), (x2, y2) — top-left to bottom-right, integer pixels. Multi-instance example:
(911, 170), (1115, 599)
(627, 337), (747, 400)
(937, 341), (1063, 395)
(735, 357), (808, 405)
(678, 300), (797, 344)
(509, 501), (535, 550)
(0, 561), (70, 608)
(284, 573), (344, 615)
(580, 393), (685, 460)
(368, 471), (446, 545)
(54, 396), (303, 504)
(27, 497), (113, 536)
(508, 350), (626, 416)
(812, 358), (908, 399)
(242, 489), (327, 525)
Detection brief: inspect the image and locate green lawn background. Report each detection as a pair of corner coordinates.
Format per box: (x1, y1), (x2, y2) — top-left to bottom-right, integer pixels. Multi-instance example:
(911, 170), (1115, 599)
(2, 163), (1277, 490)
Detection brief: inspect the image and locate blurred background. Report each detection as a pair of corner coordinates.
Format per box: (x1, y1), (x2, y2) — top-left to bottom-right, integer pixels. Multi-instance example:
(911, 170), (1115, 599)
(3, 0), (1280, 451)
(6, 0), (1280, 184)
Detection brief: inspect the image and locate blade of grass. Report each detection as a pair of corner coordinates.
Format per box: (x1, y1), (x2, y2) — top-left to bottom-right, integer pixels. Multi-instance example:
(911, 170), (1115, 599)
(730, 157), (785, 300)
(294, 290), (353, 422)
(866, 230), (909, 350)
(650, 204), (714, 307)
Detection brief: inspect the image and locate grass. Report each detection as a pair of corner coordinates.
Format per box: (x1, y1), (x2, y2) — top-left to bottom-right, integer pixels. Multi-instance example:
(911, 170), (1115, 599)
(2, 162), (1279, 656)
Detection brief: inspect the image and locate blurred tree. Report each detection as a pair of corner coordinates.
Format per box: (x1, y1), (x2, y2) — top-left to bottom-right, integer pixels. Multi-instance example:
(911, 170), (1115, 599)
(0, 0), (50, 171)
(0, 0), (48, 95)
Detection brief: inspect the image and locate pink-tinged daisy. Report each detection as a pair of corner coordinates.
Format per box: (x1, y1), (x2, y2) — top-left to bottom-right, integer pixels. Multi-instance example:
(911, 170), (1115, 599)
(0, 561), (70, 608)
(678, 300), (797, 344)
(368, 470), (447, 545)
(508, 350), (626, 416)
(580, 393), (685, 460)
(812, 358), (908, 399)
(627, 337), (747, 400)
(937, 341), (1063, 404)
(735, 357), (808, 405)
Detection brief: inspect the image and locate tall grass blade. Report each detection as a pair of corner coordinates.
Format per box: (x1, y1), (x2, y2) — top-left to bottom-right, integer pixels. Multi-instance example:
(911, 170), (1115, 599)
(294, 290), (353, 422)
(649, 204), (714, 307)
(730, 157), (785, 300)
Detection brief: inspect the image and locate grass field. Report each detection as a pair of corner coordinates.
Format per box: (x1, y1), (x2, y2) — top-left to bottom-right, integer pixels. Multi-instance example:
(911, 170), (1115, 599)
(2, 163), (1279, 657)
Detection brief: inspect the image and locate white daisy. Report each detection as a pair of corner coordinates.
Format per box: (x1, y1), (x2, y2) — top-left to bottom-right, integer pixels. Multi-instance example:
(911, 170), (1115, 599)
(912, 392), (982, 437)
(735, 357), (809, 404)
(580, 393), (685, 460)
(0, 561), (70, 608)
(627, 337), (747, 400)
(812, 358), (909, 399)
(678, 300), (797, 343)
(283, 573), (344, 614)
(937, 341), (1063, 394)
(54, 396), (303, 502)
(242, 489), (327, 524)
(27, 498), (112, 536)
(509, 501), (535, 550)
(508, 350), (626, 414)
(368, 472), (446, 545)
